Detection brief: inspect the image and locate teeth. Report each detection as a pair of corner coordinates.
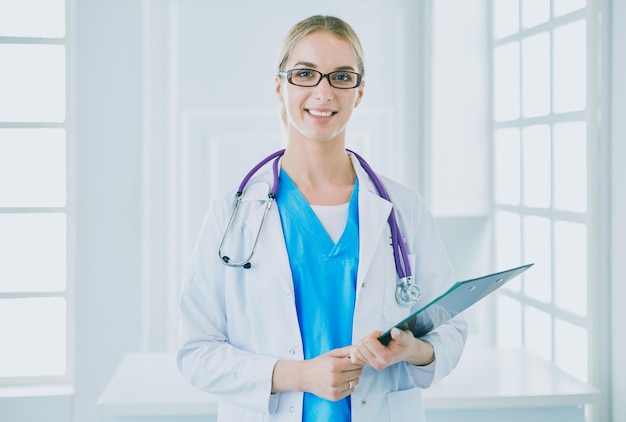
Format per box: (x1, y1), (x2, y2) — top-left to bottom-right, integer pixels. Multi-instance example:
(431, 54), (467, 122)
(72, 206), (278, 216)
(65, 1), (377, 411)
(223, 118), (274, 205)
(309, 110), (333, 117)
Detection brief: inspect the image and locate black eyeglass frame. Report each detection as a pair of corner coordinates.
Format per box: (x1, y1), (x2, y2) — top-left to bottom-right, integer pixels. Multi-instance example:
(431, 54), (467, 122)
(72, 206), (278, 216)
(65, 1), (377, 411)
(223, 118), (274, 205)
(278, 68), (363, 89)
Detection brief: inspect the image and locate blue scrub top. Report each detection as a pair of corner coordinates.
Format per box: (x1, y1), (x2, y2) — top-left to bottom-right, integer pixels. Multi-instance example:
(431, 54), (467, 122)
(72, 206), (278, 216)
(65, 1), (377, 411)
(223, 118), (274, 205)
(277, 170), (360, 422)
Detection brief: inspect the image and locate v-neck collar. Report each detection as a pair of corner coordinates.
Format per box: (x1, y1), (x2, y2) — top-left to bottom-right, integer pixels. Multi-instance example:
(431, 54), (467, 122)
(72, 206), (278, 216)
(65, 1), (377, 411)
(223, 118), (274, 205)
(276, 169), (359, 257)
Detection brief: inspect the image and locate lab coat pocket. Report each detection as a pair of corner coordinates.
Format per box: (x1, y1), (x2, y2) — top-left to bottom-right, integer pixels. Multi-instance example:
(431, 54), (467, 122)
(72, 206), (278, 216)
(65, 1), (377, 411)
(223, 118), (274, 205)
(382, 253), (415, 323)
(386, 387), (425, 421)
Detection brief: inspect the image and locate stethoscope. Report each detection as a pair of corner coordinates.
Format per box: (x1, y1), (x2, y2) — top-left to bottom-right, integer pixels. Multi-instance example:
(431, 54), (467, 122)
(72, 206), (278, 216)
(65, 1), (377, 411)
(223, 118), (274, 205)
(218, 149), (422, 308)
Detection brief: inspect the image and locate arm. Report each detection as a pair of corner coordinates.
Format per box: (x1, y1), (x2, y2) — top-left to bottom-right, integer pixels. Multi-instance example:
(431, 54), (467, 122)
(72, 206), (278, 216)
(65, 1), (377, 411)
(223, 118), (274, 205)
(353, 182), (468, 385)
(177, 203), (279, 414)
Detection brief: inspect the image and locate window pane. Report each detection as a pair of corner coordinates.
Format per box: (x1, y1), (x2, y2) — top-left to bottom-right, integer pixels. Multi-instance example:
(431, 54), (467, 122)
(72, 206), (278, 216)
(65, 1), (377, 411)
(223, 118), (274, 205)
(522, 125), (551, 208)
(553, 0), (587, 17)
(0, 129), (66, 207)
(493, 0), (519, 39)
(494, 128), (521, 205)
(496, 295), (522, 348)
(0, 213), (66, 292)
(553, 20), (586, 113)
(495, 212), (522, 278)
(494, 42), (520, 121)
(522, 32), (550, 117)
(554, 122), (587, 212)
(523, 216), (552, 302)
(0, 297), (66, 377)
(524, 306), (552, 360)
(555, 319), (588, 382)
(0, 44), (65, 122)
(522, 0), (550, 28)
(0, 0), (65, 37)
(554, 221), (587, 316)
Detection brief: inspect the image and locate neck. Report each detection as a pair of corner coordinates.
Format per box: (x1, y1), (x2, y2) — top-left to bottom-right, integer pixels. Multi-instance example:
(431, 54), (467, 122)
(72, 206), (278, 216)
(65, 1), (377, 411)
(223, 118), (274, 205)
(280, 142), (356, 205)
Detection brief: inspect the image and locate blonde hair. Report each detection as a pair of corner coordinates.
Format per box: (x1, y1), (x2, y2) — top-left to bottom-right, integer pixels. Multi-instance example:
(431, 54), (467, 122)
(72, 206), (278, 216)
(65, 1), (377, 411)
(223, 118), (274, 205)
(276, 15), (366, 127)
(276, 15), (366, 75)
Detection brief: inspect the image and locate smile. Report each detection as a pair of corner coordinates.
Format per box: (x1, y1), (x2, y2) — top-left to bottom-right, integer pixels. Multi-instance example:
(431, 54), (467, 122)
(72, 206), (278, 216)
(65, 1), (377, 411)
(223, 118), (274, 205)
(307, 109), (336, 117)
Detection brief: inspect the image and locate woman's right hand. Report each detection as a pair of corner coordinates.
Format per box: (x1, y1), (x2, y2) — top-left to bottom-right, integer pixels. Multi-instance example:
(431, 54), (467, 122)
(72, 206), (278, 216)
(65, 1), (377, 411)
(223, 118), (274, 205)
(302, 346), (364, 401)
(272, 346), (364, 401)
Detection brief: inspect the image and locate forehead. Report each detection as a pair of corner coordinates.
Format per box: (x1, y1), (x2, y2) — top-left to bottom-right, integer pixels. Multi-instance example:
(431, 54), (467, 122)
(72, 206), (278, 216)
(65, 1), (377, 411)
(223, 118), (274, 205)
(287, 31), (358, 69)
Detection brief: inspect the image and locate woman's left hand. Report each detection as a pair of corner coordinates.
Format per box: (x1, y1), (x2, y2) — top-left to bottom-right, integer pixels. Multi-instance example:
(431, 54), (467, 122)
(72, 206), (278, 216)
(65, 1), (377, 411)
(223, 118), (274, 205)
(350, 328), (435, 370)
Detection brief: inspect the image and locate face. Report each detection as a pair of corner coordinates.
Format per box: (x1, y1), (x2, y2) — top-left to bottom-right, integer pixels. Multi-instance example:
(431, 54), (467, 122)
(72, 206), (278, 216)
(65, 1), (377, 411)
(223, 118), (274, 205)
(276, 31), (365, 145)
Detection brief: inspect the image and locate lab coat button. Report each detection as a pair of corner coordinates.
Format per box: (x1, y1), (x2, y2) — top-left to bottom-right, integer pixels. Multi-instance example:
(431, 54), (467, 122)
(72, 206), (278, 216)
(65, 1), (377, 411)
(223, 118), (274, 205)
(361, 282), (366, 287)
(289, 406), (295, 412)
(289, 348), (295, 354)
(361, 399), (367, 406)
(283, 290), (290, 296)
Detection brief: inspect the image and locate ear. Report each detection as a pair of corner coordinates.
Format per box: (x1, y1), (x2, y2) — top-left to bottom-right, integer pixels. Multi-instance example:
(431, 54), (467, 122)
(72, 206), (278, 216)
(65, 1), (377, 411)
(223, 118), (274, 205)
(353, 80), (365, 108)
(275, 75), (285, 104)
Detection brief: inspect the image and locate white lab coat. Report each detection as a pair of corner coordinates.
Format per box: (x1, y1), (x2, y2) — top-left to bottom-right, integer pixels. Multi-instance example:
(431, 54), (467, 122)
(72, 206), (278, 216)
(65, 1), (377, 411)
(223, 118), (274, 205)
(177, 154), (467, 422)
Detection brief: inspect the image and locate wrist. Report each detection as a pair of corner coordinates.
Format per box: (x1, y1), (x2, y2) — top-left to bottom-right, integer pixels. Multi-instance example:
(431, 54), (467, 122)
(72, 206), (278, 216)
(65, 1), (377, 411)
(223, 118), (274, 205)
(272, 360), (306, 393)
(407, 338), (435, 366)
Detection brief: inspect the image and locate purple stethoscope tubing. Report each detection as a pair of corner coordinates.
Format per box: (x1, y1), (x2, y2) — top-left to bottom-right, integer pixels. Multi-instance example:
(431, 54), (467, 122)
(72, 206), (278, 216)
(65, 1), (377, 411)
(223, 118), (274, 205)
(218, 148), (421, 307)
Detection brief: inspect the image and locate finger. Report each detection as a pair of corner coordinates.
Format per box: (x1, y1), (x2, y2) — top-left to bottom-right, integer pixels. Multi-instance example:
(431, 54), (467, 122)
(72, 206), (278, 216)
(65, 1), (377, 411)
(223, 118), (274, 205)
(343, 366), (363, 380)
(349, 345), (363, 363)
(345, 377), (359, 392)
(354, 341), (380, 367)
(329, 345), (352, 358)
(362, 336), (386, 357)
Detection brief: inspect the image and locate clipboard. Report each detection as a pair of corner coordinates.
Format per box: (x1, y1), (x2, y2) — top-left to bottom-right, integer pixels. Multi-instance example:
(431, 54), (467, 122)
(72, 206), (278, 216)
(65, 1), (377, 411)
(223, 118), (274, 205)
(378, 263), (534, 345)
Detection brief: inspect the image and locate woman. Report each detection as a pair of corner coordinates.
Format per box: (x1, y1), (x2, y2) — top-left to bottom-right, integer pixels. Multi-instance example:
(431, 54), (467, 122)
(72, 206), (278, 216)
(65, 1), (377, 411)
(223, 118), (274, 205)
(177, 15), (467, 422)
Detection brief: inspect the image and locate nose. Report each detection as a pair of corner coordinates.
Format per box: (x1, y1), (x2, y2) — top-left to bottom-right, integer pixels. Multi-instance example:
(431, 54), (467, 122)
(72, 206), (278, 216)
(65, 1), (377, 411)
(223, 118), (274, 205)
(313, 75), (334, 102)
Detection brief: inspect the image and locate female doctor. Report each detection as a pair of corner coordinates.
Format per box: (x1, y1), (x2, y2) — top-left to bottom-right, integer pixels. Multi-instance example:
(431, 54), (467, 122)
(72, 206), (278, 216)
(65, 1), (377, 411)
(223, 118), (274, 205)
(177, 15), (467, 422)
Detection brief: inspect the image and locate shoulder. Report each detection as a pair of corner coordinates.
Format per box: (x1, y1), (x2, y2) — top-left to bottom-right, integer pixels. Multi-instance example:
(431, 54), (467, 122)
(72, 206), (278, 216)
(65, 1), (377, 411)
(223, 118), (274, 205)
(377, 175), (429, 212)
(212, 166), (275, 212)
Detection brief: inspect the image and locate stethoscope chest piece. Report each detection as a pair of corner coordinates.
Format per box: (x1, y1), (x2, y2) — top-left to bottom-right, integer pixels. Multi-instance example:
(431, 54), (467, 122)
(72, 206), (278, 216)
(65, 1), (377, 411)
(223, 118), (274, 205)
(396, 276), (422, 308)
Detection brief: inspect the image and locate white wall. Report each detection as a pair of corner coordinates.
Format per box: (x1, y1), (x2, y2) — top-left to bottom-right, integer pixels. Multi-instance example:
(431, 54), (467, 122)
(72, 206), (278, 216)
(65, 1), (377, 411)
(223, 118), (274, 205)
(428, 0), (490, 219)
(73, 0), (144, 421)
(611, 0), (626, 420)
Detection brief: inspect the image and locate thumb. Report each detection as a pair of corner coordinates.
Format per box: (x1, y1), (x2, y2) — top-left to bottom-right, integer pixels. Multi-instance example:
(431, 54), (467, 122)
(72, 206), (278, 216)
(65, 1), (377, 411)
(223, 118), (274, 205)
(390, 327), (408, 342)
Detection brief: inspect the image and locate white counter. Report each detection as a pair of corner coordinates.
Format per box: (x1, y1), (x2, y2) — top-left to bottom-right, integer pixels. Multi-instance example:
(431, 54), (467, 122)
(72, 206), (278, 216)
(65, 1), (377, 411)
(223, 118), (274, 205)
(97, 352), (218, 417)
(97, 347), (599, 421)
(424, 346), (599, 410)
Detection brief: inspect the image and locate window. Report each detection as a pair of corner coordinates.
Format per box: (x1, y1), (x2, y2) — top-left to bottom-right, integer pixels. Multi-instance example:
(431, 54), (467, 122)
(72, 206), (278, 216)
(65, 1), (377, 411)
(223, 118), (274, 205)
(0, 0), (73, 386)
(490, 0), (597, 385)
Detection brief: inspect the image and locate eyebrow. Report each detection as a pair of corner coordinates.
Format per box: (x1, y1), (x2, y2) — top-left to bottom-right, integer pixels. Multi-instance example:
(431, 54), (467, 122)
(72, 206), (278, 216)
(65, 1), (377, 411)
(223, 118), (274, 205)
(292, 62), (357, 72)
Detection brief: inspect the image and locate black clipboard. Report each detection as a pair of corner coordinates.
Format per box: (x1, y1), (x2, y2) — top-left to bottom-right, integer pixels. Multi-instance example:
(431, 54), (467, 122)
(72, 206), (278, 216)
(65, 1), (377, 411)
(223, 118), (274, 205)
(378, 263), (534, 345)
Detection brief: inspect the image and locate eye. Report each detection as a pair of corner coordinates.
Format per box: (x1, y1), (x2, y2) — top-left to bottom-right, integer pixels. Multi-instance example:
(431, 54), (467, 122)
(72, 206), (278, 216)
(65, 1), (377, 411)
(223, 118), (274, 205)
(294, 69), (315, 79)
(332, 72), (354, 82)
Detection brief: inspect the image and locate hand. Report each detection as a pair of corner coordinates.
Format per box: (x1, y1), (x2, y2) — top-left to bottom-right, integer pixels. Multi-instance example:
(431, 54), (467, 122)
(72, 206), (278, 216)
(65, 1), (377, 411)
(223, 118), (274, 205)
(300, 346), (364, 401)
(350, 328), (435, 370)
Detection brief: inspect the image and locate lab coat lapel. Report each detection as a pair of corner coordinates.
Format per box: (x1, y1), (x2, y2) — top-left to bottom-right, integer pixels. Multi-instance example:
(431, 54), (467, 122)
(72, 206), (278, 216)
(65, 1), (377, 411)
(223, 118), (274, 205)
(350, 155), (393, 288)
(238, 156), (394, 296)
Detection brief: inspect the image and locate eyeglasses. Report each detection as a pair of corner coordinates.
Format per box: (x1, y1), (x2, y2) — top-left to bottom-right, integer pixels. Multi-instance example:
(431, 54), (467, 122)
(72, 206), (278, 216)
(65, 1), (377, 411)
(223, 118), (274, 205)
(279, 68), (363, 89)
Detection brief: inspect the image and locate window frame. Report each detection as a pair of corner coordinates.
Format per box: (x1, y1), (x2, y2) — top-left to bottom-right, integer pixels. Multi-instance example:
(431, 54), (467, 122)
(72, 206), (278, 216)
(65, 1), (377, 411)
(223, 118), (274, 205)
(488, 0), (606, 395)
(0, 0), (75, 388)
